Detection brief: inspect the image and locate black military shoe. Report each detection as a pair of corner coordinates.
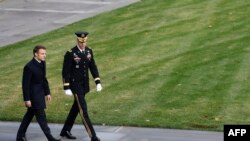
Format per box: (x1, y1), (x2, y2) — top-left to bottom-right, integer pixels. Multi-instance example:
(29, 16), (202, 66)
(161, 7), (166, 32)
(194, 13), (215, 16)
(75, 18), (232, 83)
(60, 131), (77, 139)
(16, 136), (27, 141)
(91, 136), (101, 141)
(49, 137), (61, 141)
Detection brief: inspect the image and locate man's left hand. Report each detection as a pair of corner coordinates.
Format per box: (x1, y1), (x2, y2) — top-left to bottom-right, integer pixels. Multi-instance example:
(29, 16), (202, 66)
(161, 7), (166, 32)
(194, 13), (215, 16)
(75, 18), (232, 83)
(47, 95), (52, 102)
(96, 84), (102, 92)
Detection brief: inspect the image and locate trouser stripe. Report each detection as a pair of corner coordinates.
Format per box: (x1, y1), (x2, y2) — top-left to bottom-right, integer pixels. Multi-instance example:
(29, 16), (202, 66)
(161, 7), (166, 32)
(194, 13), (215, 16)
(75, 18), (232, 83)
(74, 94), (93, 137)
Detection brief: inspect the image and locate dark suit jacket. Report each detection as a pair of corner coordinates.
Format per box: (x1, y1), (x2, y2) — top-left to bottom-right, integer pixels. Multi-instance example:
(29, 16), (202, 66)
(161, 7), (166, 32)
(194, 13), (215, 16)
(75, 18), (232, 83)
(22, 58), (50, 109)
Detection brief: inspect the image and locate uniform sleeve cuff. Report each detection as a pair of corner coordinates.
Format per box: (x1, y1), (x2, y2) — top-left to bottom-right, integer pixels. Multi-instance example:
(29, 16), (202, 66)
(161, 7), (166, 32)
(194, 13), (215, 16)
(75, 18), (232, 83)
(64, 82), (70, 89)
(95, 78), (101, 84)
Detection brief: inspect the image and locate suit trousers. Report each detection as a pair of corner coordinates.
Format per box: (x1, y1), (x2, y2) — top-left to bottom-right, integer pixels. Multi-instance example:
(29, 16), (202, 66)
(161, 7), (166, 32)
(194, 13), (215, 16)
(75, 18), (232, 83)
(61, 94), (96, 138)
(16, 108), (53, 140)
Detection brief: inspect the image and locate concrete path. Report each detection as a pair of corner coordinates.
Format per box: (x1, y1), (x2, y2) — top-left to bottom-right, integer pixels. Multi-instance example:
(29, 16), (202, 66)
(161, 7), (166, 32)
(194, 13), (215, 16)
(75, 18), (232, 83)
(0, 0), (139, 47)
(0, 121), (223, 141)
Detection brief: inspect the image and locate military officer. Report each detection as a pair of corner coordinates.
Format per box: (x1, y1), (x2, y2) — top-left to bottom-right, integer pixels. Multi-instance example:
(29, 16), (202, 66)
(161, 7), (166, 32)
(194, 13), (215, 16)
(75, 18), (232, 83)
(60, 31), (102, 141)
(16, 45), (60, 141)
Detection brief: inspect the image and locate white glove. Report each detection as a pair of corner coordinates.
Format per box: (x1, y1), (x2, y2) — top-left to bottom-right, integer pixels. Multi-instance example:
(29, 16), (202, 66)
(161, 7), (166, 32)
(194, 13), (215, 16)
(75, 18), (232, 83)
(96, 84), (102, 92)
(64, 89), (73, 96)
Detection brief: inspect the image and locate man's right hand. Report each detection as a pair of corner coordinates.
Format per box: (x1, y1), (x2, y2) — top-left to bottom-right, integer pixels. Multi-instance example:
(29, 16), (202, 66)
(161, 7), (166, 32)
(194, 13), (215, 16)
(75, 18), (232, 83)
(25, 101), (32, 108)
(65, 89), (73, 96)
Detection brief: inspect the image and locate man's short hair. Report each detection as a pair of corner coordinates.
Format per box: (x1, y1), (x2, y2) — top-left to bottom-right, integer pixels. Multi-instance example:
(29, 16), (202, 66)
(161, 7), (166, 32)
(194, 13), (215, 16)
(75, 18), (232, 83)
(33, 45), (46, 56)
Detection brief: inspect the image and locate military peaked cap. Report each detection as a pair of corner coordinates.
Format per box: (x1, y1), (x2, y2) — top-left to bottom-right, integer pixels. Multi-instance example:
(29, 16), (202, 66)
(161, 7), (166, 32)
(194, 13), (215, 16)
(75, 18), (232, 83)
(75, 31), (89, 38)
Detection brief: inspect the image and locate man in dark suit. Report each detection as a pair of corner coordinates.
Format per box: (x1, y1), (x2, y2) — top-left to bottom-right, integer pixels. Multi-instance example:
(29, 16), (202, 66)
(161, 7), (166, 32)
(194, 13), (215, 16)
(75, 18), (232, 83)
(60, 31), (102, 141)
(16, 45), (60, 141)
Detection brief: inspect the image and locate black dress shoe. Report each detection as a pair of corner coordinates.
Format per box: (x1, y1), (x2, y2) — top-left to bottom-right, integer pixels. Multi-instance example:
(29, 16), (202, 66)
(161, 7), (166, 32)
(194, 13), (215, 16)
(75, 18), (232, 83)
(60, 131), (76, 139)
(16, 136), (27, 141)
(91, 136), (101, 141)
(49, 137), (61, 141)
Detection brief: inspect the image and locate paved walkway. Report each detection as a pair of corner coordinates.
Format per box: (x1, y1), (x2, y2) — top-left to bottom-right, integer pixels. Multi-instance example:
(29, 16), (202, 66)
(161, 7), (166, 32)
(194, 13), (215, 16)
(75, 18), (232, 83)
(0, 0), (138, 47)
(0, 121), (223, 141)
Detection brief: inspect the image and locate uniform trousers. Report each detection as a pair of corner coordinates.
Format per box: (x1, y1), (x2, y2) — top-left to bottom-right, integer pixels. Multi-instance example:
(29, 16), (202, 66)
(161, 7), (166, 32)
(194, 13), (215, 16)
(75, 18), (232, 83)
(16, 108), (53, 140)
(61, 94), (97, 138)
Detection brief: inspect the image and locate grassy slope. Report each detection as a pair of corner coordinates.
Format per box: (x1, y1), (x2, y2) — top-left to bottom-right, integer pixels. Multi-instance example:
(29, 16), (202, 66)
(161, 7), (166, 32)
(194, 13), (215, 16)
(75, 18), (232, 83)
(0, 0), (250, 131)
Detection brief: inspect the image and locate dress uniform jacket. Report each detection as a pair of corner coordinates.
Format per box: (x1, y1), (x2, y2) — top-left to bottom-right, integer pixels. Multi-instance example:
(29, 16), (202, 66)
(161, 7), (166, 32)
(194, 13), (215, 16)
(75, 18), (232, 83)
(62, 46), (100, 95)
(22, 58), (50, 109)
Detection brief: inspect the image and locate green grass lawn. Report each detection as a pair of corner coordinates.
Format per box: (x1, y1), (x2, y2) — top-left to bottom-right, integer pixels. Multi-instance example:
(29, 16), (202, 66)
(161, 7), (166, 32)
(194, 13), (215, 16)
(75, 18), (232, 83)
(0, 0), (250, 131)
